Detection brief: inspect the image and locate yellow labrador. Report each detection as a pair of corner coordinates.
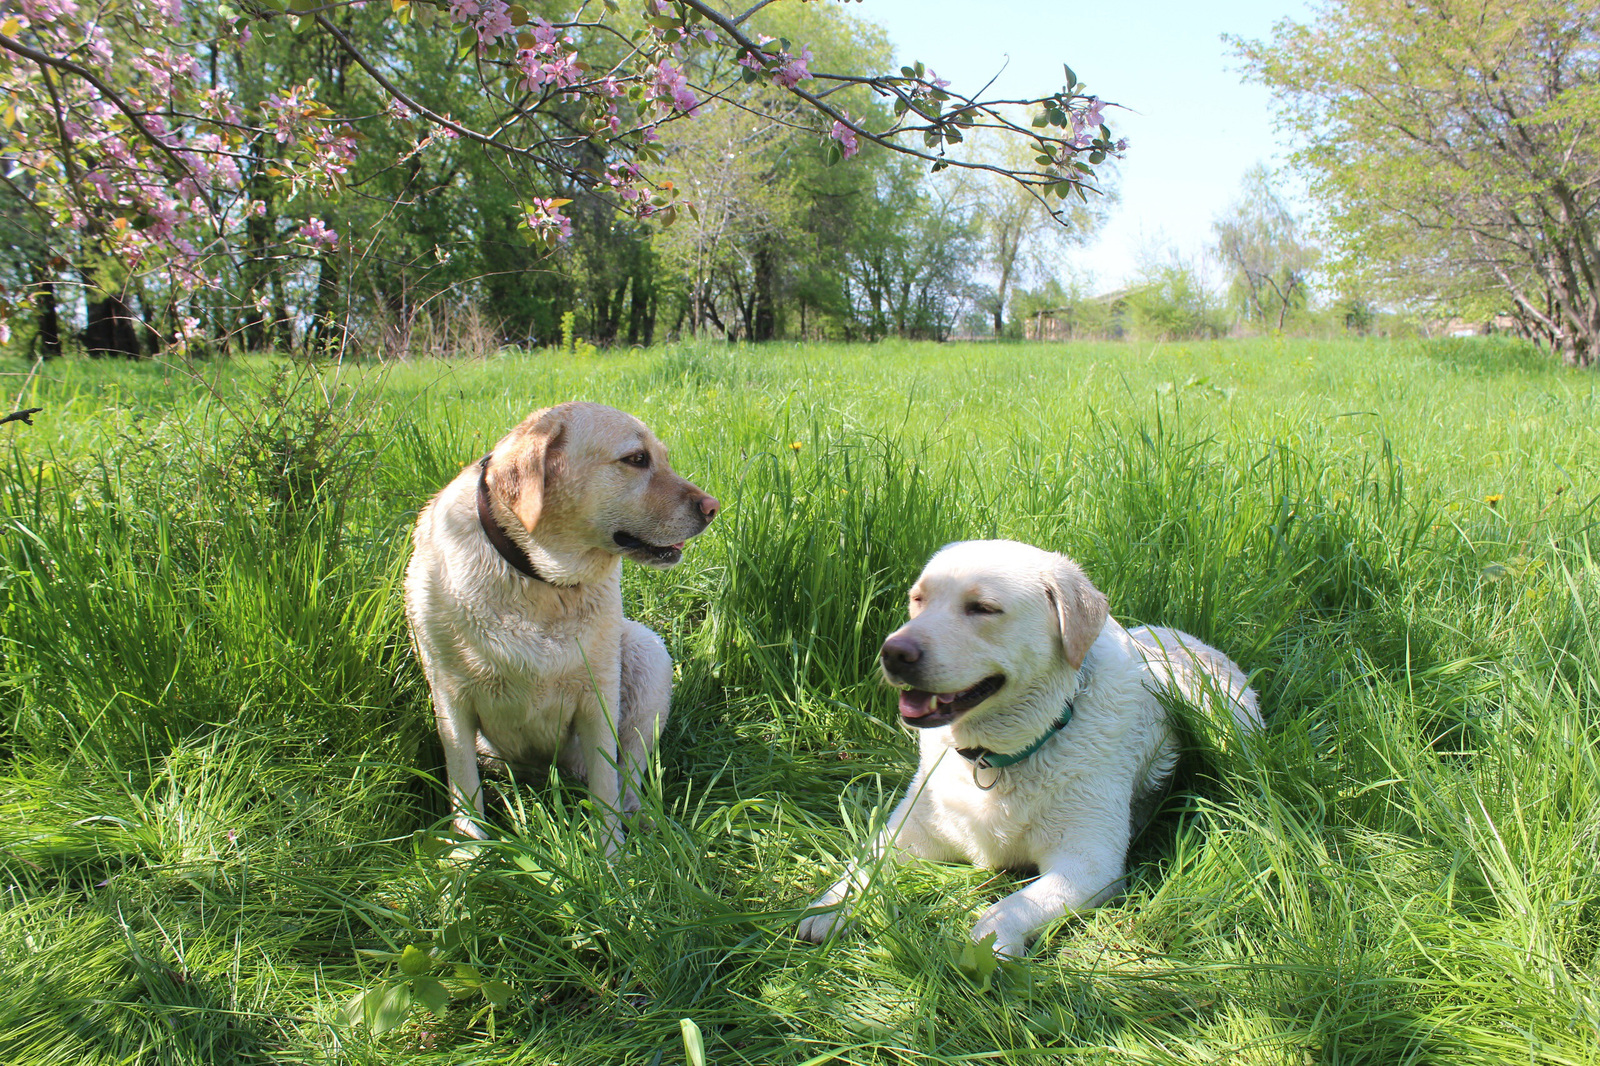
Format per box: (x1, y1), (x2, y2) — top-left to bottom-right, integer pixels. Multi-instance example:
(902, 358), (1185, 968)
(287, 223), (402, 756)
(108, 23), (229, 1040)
(798, 539), (1259, 957)
(404, 402), (718, 846)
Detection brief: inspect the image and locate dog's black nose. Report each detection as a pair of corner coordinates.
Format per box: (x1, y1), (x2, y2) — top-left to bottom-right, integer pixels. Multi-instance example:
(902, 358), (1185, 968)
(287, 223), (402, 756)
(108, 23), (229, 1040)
(880, 633), (922, 669)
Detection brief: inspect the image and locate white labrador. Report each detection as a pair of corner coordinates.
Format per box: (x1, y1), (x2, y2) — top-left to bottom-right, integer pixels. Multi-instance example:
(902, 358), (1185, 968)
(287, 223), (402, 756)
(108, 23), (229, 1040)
(798, 539), (1260, 957)
(405, 402), (718, 846)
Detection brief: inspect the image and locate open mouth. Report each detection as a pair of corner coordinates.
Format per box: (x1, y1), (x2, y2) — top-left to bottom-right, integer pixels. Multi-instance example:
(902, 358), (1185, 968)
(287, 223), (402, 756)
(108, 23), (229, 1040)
(612, 530), (684, 566)
(897, 674), (1005, 728)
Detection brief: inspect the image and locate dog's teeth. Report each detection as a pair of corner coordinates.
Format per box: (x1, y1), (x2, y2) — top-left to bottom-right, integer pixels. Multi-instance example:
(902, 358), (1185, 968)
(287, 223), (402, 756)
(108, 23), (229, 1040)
(927, 694), (939, 713)
(937, 692), (957, 704)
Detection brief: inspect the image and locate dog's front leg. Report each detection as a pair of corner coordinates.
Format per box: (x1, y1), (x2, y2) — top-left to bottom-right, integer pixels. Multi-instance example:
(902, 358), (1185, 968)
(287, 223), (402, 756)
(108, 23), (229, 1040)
(970, 849), (1123, 958)
(574, 682), (625, 856)
(797, 777), (949, 943)
(434, 690), (488, 840)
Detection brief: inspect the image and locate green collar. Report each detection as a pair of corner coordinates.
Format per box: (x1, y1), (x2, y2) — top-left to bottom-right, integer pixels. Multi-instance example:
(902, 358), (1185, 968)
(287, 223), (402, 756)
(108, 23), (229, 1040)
(957, 700), (1075, 774)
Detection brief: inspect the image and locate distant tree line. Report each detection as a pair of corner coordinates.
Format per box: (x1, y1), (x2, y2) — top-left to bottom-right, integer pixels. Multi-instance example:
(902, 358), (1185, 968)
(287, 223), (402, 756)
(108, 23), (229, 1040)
(0, 2), (1114, 361)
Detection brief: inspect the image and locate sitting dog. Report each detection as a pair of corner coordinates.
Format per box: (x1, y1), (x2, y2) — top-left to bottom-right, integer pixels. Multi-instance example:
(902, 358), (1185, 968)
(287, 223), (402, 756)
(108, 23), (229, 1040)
(404, 402), (718, 846)
(797, 539), (1259, 957)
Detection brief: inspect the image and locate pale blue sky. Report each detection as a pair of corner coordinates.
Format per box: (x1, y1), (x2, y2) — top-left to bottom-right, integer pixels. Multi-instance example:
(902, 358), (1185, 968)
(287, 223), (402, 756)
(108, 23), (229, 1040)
(856, 0), (1311, 291)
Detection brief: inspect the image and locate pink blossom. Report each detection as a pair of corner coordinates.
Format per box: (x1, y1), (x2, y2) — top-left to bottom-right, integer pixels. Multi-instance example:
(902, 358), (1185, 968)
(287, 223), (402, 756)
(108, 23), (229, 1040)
(651, 60), (699, 114)
(830, 117), (859, 159)
(473, 0), (513, 44)
(771, 47), (812, 89)
(523, 197), (572, 243)
(298, 217), (339, 250)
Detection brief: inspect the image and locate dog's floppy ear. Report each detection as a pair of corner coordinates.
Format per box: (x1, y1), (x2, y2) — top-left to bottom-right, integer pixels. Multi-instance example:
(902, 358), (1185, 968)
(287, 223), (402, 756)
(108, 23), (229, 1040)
(495, 407), (567, 533)
(1043, 555), (1108, 670)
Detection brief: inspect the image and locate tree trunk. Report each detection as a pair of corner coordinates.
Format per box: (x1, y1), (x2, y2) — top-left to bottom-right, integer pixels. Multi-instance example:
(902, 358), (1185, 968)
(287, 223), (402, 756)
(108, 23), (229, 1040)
(753, 237), (777, 342)
(307, 252), (343, 356)
(84, 291), (142, 358)
(30, 261), (60, 358)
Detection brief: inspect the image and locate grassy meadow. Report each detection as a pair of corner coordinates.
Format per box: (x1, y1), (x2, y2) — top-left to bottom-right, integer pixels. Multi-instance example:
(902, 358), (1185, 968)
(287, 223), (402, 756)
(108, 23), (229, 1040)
(3, 336), (1599, 1064)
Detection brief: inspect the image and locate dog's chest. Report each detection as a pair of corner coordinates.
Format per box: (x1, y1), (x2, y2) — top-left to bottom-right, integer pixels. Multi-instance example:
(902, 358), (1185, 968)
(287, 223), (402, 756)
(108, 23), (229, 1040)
(924, 758), (1068, 867)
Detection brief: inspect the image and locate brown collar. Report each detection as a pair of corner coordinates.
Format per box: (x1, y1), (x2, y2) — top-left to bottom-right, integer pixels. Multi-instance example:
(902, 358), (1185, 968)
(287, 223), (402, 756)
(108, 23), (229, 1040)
(475, 455), (553, 584)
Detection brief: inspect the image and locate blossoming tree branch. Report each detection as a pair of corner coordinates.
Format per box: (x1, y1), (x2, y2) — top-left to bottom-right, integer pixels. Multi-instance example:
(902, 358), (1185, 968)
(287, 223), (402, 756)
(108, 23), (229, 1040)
(0, 0), (1122, 351)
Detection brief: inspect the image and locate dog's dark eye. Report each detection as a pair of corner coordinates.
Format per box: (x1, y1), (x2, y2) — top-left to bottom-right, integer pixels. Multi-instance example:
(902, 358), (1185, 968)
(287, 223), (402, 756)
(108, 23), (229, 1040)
(620, 451), (651, 468)
(966, 602), (1002, 616)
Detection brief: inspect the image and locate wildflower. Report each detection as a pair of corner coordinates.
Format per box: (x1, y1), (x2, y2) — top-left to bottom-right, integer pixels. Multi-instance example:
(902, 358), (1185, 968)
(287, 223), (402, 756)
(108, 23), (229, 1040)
(789, 441), (803, 451)
(1485, 494), (1503, 507)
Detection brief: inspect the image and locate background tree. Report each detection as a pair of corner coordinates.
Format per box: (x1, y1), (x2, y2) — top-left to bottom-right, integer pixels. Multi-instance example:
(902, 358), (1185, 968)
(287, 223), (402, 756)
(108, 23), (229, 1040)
(1212, 163), (1317, 332)
(1238, 0), (1600, 366)
(968, 128), (1114, 337)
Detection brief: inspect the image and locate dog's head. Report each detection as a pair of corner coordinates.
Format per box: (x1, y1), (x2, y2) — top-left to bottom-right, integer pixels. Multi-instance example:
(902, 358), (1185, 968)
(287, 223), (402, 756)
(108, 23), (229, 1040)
(487, 401), (718, 569)
(880, 540), (1107, 728)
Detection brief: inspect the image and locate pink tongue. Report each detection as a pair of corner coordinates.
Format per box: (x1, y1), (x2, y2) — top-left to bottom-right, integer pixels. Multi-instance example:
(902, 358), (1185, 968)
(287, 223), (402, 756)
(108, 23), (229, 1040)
(898, 690), (938, 718)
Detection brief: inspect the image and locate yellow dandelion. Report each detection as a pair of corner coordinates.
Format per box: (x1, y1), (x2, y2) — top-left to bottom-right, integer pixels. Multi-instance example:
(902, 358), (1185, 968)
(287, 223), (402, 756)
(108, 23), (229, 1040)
(789, 441), (803, 452)
(1486, 494), (1503, 507)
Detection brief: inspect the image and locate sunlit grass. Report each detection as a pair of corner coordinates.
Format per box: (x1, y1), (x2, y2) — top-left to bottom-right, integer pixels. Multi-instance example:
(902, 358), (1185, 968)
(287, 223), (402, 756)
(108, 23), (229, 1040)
(2, 336), (1598, 1063)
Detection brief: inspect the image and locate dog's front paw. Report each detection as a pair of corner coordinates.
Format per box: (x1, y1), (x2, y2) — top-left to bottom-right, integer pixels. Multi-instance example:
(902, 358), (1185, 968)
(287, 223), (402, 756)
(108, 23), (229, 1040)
(971, 900), (1034, 959)
(796, 894), (852, 943)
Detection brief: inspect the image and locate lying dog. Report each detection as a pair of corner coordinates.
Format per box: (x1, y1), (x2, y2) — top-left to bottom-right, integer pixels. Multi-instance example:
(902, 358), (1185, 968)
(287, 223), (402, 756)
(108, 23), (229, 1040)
(798, 539), (1259, 957)
(404, 402), (718, 846)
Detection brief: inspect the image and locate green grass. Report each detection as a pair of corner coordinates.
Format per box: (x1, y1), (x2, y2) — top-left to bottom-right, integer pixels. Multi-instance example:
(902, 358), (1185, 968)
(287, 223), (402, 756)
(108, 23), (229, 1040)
(2, 336), (1599, 1064)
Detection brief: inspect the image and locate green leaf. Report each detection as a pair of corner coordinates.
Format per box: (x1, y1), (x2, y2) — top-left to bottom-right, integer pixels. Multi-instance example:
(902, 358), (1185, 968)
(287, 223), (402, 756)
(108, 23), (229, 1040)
(348, 982), (411, 1034)
(413, 976), (451, 1018)
(1031, 113), (1050, 128)
(1063, 63), (1077, 88)
(680, 1018), (706, 1066)
(400, 944), (431, 976)
(900, 65), (916, 77)
(452, 963), (483, 988)
(482, 980), (513, 1009)
(823, 142), (842, 166)
(1089, 150), (1105, 164)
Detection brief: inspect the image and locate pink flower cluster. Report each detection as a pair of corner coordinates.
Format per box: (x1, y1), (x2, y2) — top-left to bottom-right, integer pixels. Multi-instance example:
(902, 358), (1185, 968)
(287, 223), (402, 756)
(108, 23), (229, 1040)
(523, 198), (573, 244)
(297, 217), (339, 251)
(739, 37), (812, 89)
(650, 60), (700, 115)
(516, 18), (586, 95)
(262, 83), (359, 189)
(1068, 96), (1107, 148)
(830, 114), (859, 159)
(448, 0), (513, 46)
